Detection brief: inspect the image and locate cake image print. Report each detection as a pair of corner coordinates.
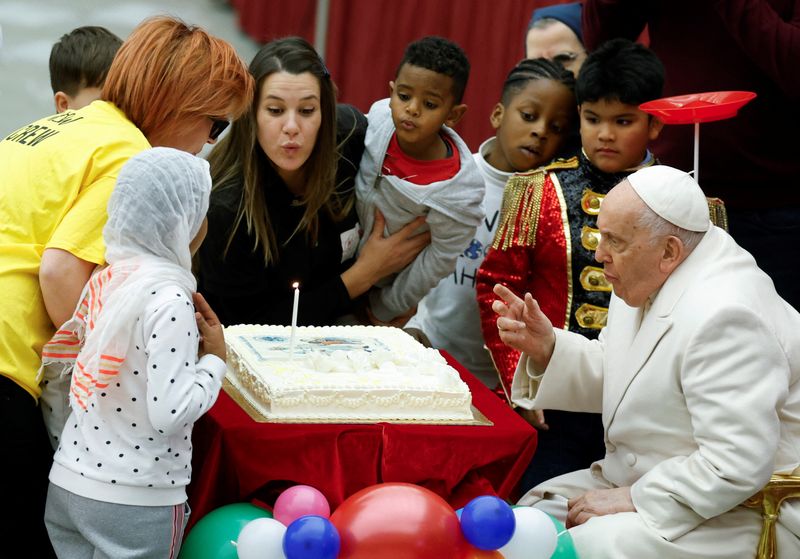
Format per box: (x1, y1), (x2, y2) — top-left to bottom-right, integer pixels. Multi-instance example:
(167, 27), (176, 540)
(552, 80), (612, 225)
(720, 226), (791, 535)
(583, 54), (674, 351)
(244, 334), (382, 360)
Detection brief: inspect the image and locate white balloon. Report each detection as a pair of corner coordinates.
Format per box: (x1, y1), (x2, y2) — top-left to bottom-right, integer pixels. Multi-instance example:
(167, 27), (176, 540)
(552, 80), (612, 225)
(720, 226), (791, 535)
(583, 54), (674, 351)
(499, 507), (559, 559)
(236, 518), (287, 559)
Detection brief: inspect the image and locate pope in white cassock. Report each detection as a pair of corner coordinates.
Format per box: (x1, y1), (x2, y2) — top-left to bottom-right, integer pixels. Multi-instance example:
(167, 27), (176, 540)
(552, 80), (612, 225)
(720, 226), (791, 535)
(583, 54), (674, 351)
(491, 165), (800, 558)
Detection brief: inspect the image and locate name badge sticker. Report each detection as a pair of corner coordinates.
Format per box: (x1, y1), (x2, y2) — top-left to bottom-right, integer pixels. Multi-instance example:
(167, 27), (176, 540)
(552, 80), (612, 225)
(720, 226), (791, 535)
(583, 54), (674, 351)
(340, 224), (361, 262)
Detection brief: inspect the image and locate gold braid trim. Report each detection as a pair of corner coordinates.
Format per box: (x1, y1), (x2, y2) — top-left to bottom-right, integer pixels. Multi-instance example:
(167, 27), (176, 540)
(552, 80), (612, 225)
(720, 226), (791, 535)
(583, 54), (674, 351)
(542, 156), (579, 172)
(493, 172), (547, 250)
(706, 197), (729, 231)
(492, 158), (579, 251)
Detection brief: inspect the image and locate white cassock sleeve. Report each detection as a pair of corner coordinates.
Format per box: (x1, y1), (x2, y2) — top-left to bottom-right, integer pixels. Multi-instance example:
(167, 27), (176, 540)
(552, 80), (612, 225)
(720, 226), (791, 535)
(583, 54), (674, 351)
(511, 327), (604, 413)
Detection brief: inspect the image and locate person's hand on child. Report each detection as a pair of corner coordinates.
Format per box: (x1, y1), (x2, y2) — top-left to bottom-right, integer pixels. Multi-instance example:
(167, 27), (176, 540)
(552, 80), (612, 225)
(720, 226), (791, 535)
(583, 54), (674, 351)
(343, 209), (432, 300)
(193, 292), (226, 362)
(361, 209), (431, 281)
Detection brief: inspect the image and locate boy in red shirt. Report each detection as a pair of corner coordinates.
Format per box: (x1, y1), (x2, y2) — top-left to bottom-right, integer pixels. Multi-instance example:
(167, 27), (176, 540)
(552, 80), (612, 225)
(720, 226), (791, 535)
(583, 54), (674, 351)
(355, 36), (485, 325)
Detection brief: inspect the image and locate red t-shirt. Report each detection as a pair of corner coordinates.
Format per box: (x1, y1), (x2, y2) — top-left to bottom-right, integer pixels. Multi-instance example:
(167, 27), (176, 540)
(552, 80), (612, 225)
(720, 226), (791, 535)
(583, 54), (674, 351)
(381, 132), (460, 185)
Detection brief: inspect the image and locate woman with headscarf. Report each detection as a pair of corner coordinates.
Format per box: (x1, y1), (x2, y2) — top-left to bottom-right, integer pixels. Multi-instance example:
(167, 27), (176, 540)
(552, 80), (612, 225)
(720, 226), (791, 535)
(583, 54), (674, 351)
(41, 148), (225, 558)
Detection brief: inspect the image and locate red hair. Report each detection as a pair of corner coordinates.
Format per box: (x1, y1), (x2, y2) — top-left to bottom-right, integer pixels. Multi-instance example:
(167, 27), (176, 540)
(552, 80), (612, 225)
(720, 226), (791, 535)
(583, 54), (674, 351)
(102, 16), (253, 142)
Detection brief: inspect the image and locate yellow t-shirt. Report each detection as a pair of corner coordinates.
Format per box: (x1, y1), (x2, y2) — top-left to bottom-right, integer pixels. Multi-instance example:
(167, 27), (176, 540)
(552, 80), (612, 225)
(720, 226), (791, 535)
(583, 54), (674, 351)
(0, 101), (150, 399)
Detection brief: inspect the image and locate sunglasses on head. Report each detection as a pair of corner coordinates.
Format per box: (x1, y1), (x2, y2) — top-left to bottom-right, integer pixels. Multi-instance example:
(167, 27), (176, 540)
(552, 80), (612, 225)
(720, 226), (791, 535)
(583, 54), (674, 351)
(209, 118), (230, 141)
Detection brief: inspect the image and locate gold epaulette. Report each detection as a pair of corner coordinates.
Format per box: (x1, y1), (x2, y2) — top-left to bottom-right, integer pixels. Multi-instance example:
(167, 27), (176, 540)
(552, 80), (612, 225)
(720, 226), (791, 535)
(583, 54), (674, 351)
(491, 158), (578, 251)
(493, 171), (547, 250)
(542, 156), (579, 172)
(707, 197), (728, 231)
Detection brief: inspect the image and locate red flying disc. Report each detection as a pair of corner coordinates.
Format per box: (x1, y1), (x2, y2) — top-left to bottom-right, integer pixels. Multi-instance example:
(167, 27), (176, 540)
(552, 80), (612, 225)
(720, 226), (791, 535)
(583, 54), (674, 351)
(639, 91), (757, 124)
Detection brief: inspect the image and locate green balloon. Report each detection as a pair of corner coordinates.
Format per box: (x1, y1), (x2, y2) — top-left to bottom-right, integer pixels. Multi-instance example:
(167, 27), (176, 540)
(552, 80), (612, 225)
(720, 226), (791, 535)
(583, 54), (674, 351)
(545, 512), (580, 559)
(545, 512), (566, 532)
(178, 503), (273, 559)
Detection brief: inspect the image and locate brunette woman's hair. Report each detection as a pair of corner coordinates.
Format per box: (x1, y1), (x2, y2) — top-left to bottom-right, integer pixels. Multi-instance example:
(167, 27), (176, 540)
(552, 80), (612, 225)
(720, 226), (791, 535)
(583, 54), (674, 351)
(102, 16), (254, 144)
(208, 36), (343, 265)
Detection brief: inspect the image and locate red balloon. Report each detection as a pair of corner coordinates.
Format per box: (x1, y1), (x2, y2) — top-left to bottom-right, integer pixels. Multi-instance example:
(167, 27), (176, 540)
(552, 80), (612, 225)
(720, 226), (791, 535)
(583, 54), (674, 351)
(330, 483), (467, 559)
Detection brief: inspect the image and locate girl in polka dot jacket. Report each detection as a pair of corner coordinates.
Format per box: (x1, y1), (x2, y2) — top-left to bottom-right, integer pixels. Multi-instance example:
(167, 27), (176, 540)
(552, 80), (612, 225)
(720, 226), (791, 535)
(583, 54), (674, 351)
(39, 148), (227, 558)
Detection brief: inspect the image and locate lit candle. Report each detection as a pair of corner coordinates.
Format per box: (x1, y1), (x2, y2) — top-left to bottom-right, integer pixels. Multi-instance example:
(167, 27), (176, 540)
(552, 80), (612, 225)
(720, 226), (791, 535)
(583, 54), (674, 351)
(289, 282), (300, 358)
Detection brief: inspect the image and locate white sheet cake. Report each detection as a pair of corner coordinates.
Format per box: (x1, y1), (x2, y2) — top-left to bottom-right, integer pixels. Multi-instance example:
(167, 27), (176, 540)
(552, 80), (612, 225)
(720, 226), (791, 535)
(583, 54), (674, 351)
(224, 324), (473, 422)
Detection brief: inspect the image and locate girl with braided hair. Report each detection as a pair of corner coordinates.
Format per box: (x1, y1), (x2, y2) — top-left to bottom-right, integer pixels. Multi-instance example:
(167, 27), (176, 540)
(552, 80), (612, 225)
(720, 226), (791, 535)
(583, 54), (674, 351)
(406, 57), (577, 388)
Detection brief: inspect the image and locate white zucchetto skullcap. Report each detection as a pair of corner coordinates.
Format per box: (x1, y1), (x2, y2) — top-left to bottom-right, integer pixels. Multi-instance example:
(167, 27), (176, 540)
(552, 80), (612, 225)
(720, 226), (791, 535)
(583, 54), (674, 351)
(627, 165), (710, 232)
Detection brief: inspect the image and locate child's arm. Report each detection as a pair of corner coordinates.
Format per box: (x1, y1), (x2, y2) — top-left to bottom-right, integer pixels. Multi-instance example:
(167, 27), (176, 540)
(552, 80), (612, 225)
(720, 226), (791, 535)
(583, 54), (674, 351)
(194, 292), (225, 361)
(369, 208), (479, 322)
(143, 293), (226, 436)
(40, 173), (117, 328)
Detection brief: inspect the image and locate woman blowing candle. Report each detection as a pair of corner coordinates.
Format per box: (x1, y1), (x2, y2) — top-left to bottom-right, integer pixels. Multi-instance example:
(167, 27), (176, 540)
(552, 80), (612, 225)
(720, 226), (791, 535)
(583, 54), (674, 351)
(198, 37), (430, 327)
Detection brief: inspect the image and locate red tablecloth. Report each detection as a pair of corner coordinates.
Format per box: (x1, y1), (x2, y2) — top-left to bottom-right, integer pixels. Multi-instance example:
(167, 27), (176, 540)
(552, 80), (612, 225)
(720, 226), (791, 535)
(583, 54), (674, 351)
(186, 353), (537, 529)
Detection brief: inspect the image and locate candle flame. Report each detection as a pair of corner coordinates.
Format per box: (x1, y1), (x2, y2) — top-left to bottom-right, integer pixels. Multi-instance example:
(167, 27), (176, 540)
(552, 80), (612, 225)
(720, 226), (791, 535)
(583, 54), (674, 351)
(292, 282), (299, 289)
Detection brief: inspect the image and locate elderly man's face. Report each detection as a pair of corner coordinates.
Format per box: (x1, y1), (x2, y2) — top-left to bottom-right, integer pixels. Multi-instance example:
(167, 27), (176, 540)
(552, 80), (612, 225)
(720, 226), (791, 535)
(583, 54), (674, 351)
(595, 182), (668, 307)
(526, 21), (586, 75)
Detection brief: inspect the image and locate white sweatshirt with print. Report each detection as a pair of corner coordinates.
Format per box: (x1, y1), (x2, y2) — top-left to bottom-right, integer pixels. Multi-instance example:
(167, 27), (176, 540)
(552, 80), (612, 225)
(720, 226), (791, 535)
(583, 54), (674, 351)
(407, 138), (510, 387)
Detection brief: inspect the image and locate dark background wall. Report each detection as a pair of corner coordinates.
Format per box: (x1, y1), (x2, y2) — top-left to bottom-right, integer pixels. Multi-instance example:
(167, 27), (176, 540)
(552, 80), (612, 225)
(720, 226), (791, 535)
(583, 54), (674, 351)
(228, 0), (574, 151)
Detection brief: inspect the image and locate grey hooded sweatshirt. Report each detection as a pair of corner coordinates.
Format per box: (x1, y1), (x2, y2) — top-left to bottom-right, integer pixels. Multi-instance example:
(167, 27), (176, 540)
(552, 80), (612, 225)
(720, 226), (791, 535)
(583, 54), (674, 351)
(355, 98), (485, 321)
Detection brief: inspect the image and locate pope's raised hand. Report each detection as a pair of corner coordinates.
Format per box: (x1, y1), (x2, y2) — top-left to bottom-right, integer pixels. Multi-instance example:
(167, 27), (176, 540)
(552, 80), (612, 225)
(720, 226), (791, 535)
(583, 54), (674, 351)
(491, 284), (556, 371)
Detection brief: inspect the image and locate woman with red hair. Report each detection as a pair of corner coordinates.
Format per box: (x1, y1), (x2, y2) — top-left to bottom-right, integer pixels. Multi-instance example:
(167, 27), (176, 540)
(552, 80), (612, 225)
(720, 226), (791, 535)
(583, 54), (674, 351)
(0, 16), (252, 557)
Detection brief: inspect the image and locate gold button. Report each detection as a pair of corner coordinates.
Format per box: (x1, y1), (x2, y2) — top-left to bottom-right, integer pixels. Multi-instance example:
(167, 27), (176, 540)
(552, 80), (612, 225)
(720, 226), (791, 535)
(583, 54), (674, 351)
(587, 237), (598, 248)
(588, 276), (599, 286)
(584, 316), (594, 325)
(589, 197), (600, 209)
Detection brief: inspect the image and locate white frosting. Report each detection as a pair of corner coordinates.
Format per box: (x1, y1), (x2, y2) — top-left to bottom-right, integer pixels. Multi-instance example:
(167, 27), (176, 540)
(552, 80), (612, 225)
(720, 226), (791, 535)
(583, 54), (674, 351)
(225, 325), (473, 421)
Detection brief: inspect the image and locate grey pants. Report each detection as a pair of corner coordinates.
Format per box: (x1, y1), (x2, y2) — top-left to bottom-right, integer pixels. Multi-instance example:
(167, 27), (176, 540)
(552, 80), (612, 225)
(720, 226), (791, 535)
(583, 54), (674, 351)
(45, 483), (190, 559)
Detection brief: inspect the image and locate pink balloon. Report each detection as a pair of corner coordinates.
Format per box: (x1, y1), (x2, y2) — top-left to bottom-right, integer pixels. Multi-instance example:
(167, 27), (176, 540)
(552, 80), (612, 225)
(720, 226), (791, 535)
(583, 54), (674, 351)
(274, 485), (331, 526)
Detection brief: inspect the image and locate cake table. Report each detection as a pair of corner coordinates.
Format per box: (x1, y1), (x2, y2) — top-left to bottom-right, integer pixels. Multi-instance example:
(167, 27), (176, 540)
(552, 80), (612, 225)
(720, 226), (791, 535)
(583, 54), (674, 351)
(186, 352), (537, 530)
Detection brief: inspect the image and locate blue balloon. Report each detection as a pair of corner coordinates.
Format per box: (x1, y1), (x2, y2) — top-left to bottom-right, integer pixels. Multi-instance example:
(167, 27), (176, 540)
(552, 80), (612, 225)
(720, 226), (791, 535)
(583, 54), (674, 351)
(460, 496), (516, 550)
(282, 515), (340, 559)
(455, 507), (464, 520)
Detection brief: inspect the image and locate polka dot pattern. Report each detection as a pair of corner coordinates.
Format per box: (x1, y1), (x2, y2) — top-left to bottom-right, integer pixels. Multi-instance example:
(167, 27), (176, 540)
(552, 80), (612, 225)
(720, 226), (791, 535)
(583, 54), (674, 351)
(51, 286), (226, 502)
